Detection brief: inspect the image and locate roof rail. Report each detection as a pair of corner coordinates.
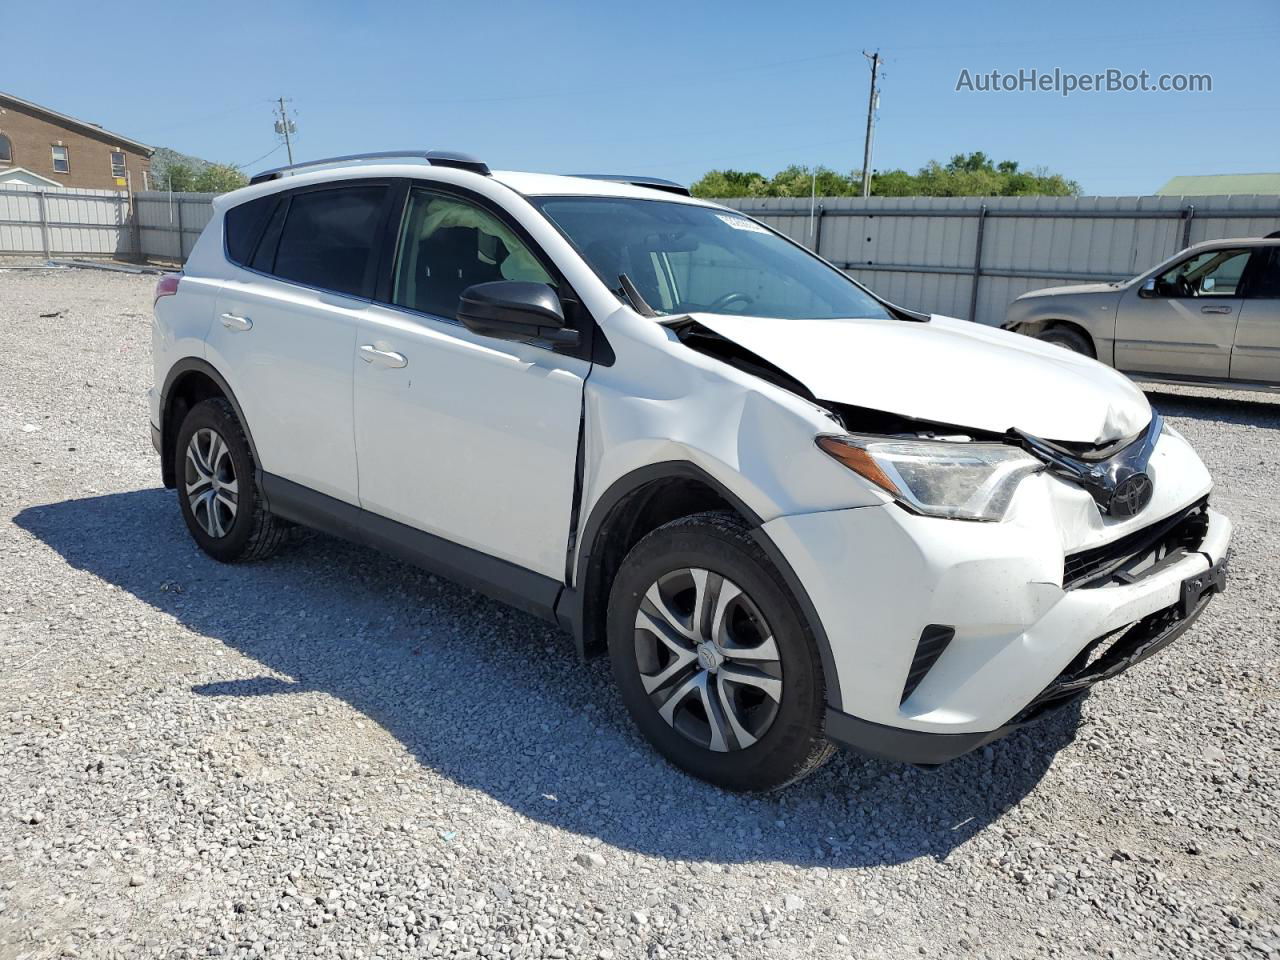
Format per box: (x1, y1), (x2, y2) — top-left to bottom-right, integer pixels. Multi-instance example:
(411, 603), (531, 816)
(573, 174), (691, 197)
(249, 150), (490, 185)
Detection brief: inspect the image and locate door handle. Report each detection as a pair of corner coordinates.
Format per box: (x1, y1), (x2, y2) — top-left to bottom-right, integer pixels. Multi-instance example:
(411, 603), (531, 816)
(1200, 305), (1233, 315)
(359, 344), (408, 368)
(219, 312), (252, 331)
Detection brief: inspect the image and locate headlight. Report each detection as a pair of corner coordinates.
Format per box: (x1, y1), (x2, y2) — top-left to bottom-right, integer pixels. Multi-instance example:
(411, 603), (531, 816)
(816, 435), (1043, 521)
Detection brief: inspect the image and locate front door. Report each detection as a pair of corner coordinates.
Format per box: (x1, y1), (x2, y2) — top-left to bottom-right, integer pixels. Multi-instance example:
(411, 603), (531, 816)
(353, 185), (590, 580)
(210, 181), (393, 504)
(1115, 246), (1251, 379)
(1232, 246), (1280, 384)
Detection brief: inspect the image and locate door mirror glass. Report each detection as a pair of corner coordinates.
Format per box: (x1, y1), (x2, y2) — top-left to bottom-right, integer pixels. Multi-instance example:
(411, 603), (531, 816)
(458, 280), (579, 350)
(1141, 277), (1157, 296)
(1201, 277), (1216, 292)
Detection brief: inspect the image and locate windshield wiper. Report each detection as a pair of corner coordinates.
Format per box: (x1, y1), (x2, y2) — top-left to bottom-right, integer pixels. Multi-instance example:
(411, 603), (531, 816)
(617, 273), (658, 318)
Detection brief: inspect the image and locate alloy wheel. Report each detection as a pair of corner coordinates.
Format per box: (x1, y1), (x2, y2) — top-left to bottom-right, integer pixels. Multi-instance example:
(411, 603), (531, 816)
(633, 568), (783, 752)
(185, 427), (238, 538)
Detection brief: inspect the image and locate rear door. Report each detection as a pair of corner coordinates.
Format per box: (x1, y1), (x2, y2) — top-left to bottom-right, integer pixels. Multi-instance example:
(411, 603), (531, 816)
(210, 181), (395, 504)
(1115, 246), (1251, 379)
(1231, 246), (1280, 384)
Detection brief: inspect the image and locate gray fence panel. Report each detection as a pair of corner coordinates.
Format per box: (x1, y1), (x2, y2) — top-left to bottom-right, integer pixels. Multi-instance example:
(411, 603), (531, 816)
(5, 186), (1280, 321)
(134, 191), (217, 262)
(0, 184), (133, 257)
(719, 194), (1280, 326)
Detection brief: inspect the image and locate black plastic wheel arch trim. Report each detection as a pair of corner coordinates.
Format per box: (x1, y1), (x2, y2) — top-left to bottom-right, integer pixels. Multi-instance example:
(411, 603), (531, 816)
(159, 359), (265, 497)
(556, 461), (844, 711)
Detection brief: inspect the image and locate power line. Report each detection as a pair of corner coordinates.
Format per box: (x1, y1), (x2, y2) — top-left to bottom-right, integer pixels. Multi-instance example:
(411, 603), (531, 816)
(235, 142), (285, 171)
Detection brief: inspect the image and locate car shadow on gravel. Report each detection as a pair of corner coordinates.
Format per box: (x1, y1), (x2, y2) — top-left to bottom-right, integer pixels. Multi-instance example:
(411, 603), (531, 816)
(16, 488), (1082, 869)
(1145, 389), (1280, 428)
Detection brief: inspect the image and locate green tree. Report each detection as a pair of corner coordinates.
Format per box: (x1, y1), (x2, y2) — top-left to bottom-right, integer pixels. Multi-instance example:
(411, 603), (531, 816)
(161, 161), (198, 192)
(690, 169), (770, 198)
(691, 153), (1080, 198)
(192, 164), (248, 193)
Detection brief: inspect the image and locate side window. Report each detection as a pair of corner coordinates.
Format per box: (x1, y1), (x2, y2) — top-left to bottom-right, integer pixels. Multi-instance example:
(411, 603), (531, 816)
(1152, 249), (1251, 298)
(110, 152), (127, 178)
(0, 134), (12, 164)
(1245, 248), (1280, 299)
(271, 185), (388, 298)
(51, 145), (69, 173)
(223, 195), (279, 267)
(391, 188), (554, 321)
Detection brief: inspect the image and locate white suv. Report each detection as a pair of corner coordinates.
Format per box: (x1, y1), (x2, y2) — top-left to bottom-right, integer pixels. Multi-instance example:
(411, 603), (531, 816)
(150, 151), (1232, 790)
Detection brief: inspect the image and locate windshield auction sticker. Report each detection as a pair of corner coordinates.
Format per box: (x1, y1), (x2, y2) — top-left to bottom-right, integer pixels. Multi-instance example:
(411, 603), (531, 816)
(715, 214), (770, 234)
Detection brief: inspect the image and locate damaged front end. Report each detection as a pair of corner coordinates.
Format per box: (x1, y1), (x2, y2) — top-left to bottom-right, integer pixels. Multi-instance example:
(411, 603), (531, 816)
(667, 313), (1167, 527)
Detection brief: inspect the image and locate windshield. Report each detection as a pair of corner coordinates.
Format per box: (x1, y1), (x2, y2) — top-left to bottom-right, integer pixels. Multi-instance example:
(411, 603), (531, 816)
(531, 196), (891, 321)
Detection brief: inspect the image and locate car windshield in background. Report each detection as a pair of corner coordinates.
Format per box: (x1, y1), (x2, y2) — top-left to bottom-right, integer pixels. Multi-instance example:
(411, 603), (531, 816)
(531, 197), (890, 321)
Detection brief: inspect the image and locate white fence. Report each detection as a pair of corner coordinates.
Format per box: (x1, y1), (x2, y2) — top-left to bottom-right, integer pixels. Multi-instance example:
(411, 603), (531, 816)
(4, 184), (1280, 327)
(720, 194), (1280, 326)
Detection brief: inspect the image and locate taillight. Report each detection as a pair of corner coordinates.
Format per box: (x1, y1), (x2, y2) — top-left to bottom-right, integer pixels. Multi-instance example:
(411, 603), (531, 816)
(154, 274), (181, 305)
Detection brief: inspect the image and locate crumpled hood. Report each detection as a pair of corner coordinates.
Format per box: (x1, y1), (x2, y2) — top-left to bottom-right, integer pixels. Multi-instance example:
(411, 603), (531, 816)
(685, 312), (1152, 446)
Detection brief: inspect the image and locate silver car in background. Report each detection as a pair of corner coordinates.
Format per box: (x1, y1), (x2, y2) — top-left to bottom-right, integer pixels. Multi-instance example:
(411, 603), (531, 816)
(1003, 236), (1280, 390)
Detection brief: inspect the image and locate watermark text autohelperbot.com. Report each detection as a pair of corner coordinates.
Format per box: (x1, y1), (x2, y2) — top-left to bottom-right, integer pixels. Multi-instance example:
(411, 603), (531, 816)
(955, 68), (1212, 97)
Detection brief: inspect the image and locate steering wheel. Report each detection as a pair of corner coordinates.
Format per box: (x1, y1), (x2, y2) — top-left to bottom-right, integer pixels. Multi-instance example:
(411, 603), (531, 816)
(709, 291), (754, 312)
(1175, 274), (1196, 297)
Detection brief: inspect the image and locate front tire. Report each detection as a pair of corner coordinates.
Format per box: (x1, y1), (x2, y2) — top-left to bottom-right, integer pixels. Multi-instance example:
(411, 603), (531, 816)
(607, 511), (833, 791)
(174, 398), (287, 563)
(1036, 325), (1094, 357)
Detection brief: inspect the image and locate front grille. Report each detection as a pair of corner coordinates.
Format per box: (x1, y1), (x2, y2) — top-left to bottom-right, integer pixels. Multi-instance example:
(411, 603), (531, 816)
(1062, 498), (1209, 590)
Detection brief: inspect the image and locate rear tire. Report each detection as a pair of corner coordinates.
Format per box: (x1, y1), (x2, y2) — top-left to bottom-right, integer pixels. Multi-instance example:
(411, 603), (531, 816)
(607, 511), (834, 791)
(174, 398), (287, 563)
(1036, 325), (1094, 357)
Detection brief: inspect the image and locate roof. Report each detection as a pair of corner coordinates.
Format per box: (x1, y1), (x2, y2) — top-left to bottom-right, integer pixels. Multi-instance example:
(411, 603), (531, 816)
(1155, 173), (1280, 196)
(493, 170), (705, 202)
(233, 152), (711, 207)
(0, 166), (60, 187)
(0, 91), (153, 156)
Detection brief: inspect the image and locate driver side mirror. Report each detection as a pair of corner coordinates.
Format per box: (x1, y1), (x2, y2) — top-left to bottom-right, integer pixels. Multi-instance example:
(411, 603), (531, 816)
(1140, 277), (1158, 297)
(457, 281), (580, 351)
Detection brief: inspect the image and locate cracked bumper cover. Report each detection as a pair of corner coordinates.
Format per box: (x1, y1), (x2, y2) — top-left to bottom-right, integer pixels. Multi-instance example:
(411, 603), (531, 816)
(763, 468), (1232, 765)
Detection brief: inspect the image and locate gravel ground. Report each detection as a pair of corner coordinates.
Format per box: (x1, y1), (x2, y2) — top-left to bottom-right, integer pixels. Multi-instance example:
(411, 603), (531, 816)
(1, 267), (1277, 960)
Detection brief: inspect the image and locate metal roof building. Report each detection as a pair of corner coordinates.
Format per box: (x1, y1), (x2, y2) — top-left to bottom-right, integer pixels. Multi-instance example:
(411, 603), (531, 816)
(1156, 173), (1280, 196)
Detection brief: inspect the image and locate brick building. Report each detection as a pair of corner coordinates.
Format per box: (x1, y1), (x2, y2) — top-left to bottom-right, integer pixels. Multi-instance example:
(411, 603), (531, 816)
(0, 92), (153, 192)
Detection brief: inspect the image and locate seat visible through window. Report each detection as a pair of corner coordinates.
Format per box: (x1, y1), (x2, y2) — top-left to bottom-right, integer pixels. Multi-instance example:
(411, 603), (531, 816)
(392, 190), (554, 320)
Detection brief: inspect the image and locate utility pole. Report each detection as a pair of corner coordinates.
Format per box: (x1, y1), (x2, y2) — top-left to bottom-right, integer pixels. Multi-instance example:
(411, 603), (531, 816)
(860, 51), (882, 198)
(274, 98), (296, 165)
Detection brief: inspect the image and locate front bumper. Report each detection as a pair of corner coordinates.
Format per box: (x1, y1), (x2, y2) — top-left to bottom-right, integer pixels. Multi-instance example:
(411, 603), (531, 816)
(762, 429), (1231, 764)
(823, 558), (1226, 765)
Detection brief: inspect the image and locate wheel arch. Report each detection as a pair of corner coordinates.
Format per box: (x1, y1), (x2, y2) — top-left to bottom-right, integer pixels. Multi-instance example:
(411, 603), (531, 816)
(1016, 318), (1098, 358)
(557, 461), (843, 711)
(160, 358), (265, 496)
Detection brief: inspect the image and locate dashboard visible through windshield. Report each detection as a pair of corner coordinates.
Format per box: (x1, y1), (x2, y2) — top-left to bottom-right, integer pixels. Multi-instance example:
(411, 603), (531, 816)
(531, 196), (890, 321)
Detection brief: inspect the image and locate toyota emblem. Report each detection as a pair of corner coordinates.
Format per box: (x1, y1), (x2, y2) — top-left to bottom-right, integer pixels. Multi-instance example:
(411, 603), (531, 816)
(1109, 473), (1154, 518)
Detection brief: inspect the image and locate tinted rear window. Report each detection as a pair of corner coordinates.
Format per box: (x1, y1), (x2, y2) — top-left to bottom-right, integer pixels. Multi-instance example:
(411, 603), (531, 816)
(224, 195), (277, 266)
(272, 185), (388, 298)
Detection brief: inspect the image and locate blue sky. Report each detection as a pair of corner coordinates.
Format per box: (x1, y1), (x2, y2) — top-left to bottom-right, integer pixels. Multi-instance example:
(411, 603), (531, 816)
(8, 0), (1278, 194)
